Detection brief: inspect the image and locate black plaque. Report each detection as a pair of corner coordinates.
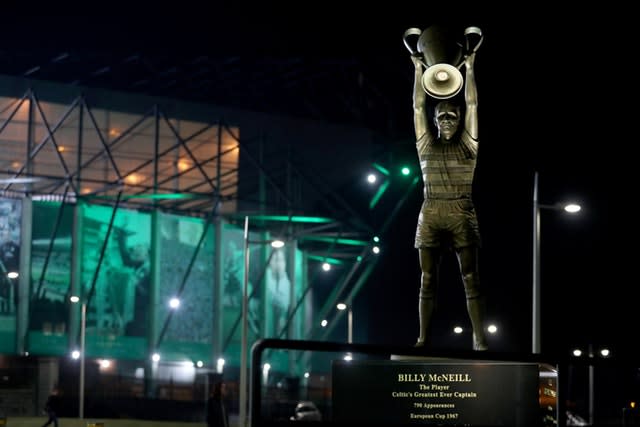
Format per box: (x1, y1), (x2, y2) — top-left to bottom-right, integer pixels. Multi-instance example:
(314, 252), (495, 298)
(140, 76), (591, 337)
(332, 359), (539, 426)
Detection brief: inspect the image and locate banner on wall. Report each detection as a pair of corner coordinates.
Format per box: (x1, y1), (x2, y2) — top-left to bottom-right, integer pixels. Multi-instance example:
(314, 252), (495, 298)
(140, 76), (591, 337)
(157, 212), (215, 362)
(80, 204), (150, 359)
(0, 197), (22, 353)
(220, 223), (307, 370)
(28, 201), (73, 356)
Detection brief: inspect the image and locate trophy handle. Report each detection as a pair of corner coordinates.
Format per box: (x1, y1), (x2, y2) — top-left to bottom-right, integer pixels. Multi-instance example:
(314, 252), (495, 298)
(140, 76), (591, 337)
(455, 26), (483, 70)
(403, 28), (423, 55)
(463, 26), (483, 54)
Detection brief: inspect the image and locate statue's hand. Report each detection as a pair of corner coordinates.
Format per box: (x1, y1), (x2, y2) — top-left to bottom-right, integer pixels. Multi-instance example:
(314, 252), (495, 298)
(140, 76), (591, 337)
(464, 51), (476, 69)
(411, 53), (424, 69)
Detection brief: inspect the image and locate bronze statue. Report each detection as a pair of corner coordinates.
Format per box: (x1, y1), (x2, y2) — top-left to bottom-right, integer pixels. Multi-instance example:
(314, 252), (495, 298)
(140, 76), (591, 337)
(408, 26), (488, 351)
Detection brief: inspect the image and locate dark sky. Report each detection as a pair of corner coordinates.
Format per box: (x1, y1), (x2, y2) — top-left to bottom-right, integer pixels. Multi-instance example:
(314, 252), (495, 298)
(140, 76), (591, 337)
(5, 9), (637, 359)
(275, 10), (637, 358)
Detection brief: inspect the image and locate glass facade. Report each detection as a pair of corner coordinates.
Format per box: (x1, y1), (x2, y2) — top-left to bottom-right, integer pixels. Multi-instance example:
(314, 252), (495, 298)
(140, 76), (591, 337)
(1, 197), (310, 369)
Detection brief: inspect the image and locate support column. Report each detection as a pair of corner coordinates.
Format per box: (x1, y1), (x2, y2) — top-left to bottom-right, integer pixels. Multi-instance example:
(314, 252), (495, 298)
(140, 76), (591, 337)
(16, 197), (32, 354)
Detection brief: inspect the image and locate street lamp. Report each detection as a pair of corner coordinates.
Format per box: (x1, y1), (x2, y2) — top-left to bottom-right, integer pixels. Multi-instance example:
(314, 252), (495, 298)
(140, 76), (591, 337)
(571, 344), (610, 424)
(70, 295), (86, 419)
(336, 303), (352, 344)
(532, 171), (581, 354)
(337, 303), (353, 360)
(239, 216), (285, 427)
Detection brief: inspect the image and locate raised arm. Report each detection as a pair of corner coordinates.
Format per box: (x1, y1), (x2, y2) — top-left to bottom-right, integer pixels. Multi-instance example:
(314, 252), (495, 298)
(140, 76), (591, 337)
(463, 52), (478, 141)
(412, 54), (431, 141)
(115, 229), (140, 268)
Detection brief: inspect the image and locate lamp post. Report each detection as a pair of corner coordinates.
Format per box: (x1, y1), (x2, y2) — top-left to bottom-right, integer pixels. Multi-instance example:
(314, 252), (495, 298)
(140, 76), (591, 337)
(70, 295), (86, 419)
(532, 171), (581, 354)
(337, 303), (353, 360)
(348, 308), (353, 344)
(79, 301), (86, 419)
(572, 344), (610, 424)
(336, 303), (352, 343)
(239, 216), (250, 427)
(239, 216), (285, 427)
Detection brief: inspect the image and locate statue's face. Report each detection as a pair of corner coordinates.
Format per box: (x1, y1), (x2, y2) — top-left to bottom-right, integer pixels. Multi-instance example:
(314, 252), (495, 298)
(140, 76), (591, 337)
(131, 244), (148, 262)
(435, 109), (460, 141)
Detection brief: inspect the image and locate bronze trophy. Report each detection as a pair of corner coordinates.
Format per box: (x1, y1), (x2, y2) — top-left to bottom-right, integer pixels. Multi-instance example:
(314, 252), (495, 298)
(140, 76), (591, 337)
(403, 25), (483, 99)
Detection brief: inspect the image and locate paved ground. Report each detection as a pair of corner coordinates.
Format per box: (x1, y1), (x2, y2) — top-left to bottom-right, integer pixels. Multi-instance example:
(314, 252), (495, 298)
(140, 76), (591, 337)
(0, 417), (208, 427)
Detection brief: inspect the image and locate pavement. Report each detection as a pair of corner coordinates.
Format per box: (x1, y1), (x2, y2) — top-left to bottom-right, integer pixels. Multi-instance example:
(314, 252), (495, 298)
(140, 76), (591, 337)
(0, 418), (208, 427)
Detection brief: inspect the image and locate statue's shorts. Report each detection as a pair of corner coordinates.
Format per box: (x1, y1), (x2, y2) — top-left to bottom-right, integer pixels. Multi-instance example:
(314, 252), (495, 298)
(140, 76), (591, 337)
(414, 198), (481, 249)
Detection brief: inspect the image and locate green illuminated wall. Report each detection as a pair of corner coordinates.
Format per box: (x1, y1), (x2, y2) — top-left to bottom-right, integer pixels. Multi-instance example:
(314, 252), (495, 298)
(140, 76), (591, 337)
(156, 212), (215, 362)
(28, 201), (73, 355)
(1, 197), (311, 373)
(220, 224), (307, 369)
(0, 197), (22, 353)
(79, 203), (150, 359)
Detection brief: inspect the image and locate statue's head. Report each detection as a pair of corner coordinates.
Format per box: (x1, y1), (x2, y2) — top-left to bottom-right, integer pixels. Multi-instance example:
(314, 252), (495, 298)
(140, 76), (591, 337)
(434, 101), (461, 141)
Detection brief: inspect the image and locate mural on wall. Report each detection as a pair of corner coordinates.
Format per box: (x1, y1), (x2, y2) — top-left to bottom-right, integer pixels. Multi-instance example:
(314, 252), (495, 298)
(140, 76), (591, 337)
(0, 196), (311, 366)
(157, 212), (214, 362)
(80, 203), (150, 359)
(220, 223), (307, 369)
(221, 224), (265, 364)
(263, 245), (305, 372)
(28, 201), (73, 355)
(0, 197), (22, 353)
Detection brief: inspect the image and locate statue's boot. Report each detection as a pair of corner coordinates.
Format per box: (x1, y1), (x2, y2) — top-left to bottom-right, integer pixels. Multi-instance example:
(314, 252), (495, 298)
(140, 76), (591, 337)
(415, 296), (435, 347)
(467, 297), (488, 351)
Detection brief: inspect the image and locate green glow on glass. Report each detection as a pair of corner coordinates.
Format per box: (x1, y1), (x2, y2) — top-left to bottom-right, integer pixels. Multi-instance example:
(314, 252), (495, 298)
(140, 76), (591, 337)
(372, 163), (390, 176)
(306, 255), (344, 265)
(299, 236), (368, 246)
(86, 193), (200, 200)
(241, 215), (334, 224)
(369, 180), (390, 209)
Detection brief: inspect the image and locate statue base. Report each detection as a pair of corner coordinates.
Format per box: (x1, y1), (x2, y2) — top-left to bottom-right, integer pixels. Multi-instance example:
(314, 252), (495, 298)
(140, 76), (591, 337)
(332, 356), (546, 426)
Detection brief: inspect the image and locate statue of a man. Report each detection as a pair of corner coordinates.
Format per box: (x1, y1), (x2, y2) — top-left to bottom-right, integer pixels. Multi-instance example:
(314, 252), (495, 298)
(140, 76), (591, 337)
(410, 46), (488, 351)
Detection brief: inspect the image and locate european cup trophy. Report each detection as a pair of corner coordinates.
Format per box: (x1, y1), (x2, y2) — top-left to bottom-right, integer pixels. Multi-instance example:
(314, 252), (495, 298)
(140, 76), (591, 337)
(403, 25), (483, 99)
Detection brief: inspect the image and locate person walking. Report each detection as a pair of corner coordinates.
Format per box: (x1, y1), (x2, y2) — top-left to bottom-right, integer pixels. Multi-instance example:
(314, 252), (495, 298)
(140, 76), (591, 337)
(42, 387), (61, 427)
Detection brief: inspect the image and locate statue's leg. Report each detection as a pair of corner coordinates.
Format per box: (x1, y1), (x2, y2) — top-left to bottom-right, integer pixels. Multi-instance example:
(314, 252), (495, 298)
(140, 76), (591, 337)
(416, 247), (439, 347)
(457, 246), (488, 351)
(466, 295), (488, 350)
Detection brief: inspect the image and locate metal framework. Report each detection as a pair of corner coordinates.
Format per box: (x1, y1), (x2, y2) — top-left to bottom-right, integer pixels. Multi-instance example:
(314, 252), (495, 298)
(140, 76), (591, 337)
(0, 82), (416, 356)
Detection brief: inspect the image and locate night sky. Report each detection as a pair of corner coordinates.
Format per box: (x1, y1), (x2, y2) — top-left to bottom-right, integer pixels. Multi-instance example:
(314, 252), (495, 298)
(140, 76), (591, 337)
(6, 8), (638, 360)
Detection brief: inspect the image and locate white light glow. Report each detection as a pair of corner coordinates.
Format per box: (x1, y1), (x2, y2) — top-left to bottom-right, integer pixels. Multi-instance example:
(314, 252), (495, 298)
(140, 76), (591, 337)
(564, 204), (581, 213)
(271, 240), (285, 248)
